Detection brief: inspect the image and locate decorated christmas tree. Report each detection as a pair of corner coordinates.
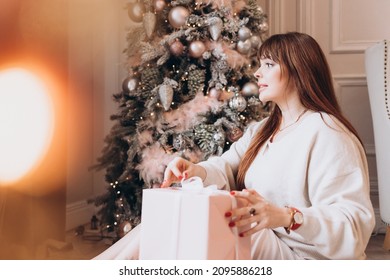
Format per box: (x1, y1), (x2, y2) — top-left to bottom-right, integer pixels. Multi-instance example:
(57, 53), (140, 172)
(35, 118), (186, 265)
(90, 0), (269, 239)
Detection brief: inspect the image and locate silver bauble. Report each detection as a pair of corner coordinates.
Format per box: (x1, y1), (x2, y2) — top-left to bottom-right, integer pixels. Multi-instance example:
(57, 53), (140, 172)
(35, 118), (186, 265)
(242, 82), (259, 96)
(238, 26), (252, 41)
(250, 35), (262, 49)
(208, 17), (223, 41)
(173, 134), (184, 150)
(189, 40), (206, 58)
(127, 2), (145, 23)
(169, 40), (184, 56)
(143, 12), (156, 39)
(159, 84), (174, 111)
(168, 6), (190, 28)
(213, 130), (225, 146)
(154, 0), (166, 12)
(122, 77), (139, 93)
(229, 95), (247, 112)
(237, 39), (251, 54)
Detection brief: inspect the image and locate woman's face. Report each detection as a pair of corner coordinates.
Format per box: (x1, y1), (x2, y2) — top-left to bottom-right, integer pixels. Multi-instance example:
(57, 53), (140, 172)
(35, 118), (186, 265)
(254, 58), (290, 105)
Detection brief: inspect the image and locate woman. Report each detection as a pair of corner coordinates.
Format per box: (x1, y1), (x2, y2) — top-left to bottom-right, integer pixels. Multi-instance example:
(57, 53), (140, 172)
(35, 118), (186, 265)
(161, 32), (375, 259)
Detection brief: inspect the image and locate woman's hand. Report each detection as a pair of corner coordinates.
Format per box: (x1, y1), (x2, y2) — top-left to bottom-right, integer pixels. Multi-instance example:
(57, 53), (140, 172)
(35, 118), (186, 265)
(161, 157), (206, 188)
(226, 189), (292, 237)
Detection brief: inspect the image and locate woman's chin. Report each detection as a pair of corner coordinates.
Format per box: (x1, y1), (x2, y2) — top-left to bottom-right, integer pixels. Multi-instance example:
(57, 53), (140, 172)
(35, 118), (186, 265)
(258, 94), (269, 104)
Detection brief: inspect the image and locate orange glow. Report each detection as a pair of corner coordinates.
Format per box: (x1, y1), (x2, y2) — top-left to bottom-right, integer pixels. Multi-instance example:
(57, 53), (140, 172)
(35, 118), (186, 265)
(0, 68), (55, 185)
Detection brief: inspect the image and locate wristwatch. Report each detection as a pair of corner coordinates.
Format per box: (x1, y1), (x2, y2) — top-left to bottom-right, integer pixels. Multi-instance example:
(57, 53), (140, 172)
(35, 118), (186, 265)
(284, 207), (303, 234)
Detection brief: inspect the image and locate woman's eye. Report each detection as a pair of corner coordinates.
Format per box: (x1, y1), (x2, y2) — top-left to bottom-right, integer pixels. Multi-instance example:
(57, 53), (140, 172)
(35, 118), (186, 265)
(260, 62), (273, 68)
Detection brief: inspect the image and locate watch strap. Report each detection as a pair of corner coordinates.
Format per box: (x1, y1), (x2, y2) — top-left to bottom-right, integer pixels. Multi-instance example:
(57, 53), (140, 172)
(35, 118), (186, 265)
(284, 207), (302, 234)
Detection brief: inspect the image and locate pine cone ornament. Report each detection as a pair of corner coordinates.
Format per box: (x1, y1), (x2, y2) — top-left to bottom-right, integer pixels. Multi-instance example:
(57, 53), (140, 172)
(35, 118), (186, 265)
(187, 68), (206, 95)
(141, 68), (163, 94)
(159, 84), (174, 111)
(194, 124), (225, 156)
(143, 12), (156, 39)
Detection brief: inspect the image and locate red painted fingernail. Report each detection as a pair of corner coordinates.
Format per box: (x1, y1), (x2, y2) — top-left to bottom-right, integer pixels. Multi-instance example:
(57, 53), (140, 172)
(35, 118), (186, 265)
(230, 191), (235, 195)
(239, 233), (244, 237)
(178, 175), (183, 180)
(228, 221), (235, 227)
(225, 211), (232, 217)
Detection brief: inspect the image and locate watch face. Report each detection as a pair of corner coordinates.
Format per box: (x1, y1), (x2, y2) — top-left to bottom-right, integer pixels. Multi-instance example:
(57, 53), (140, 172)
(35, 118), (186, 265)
(294, 212), (304, 224)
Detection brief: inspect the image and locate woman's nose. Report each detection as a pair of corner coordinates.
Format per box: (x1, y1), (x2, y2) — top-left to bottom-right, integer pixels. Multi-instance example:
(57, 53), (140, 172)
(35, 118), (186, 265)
(254, 68), (262, 79)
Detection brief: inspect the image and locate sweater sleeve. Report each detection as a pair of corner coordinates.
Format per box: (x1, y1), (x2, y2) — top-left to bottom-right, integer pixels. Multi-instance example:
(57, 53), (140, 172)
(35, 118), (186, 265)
(295, 127), (375, 259)
(197, 121), (264, 190)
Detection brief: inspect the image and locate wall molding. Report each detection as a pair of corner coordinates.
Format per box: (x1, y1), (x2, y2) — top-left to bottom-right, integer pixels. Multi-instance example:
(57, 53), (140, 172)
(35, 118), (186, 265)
(267, 0), (282, 35)
(333, 74), (367, 87)
(297, 0), (314, 34)
(330, 0), (379, 54)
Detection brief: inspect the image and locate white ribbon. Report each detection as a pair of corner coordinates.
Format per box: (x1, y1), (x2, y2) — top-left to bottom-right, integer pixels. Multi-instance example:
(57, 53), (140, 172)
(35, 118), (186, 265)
(180, 176), (218, 192)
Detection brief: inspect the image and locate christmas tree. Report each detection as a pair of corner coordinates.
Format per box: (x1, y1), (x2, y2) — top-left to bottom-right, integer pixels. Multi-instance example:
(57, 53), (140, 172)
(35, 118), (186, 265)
(90, 0), (269, 239)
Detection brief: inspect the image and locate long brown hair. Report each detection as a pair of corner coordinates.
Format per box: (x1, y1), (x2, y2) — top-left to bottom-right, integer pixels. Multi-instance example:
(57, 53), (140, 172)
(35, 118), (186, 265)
(235, 32), (362, 190)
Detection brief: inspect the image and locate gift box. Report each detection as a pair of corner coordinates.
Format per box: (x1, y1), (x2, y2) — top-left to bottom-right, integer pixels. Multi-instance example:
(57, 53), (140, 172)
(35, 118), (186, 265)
(139, 177), (251, 260)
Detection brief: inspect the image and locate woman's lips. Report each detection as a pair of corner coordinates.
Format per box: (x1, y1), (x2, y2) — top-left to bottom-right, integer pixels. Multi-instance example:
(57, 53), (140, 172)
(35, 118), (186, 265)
(258, 84), (268, 92)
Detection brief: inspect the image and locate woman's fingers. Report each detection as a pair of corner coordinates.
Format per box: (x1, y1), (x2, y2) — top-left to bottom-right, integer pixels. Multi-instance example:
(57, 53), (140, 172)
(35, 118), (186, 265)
(225, 189), (271, 236)
(238, 222), (263, 238)
(161, 157), (191, 187)
(230, 189), (261, 204)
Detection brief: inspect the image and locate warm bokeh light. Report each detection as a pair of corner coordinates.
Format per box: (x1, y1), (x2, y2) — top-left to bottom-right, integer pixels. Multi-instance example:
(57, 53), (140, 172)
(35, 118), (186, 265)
(0, 68), (54, 185)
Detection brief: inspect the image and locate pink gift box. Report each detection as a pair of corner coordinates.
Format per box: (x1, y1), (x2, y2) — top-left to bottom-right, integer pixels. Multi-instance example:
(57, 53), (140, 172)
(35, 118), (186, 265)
(139, 182), (251, 260)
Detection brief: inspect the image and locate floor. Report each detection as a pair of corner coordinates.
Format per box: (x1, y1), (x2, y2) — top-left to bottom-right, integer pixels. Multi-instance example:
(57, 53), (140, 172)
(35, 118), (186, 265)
(45, 226), (390, 260)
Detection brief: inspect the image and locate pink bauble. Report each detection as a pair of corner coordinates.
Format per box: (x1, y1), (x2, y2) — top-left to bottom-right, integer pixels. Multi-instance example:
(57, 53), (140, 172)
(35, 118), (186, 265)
(168, 6), (190, 28)
(127, 2), (145, 23)
(154, 0), (166, 12)
(189, 41), (206, 58)
(170, 40), (184, 56)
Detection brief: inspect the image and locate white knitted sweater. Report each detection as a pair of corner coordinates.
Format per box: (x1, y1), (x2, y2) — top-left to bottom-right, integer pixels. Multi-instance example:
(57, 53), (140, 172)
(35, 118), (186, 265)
(198, 111), (375, 259)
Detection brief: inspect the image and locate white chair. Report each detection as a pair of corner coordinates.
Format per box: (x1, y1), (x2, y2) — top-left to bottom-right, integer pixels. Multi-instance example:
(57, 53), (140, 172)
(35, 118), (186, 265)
(365, 40), (390, 250)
